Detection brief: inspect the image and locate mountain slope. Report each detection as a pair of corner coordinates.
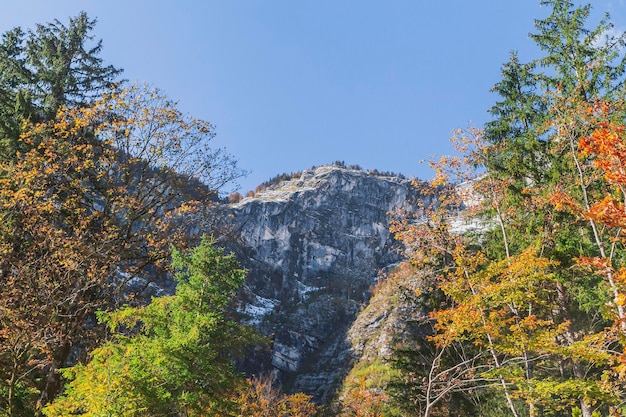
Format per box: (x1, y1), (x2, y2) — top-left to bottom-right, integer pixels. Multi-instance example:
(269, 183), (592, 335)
(227, 165), (427, 402)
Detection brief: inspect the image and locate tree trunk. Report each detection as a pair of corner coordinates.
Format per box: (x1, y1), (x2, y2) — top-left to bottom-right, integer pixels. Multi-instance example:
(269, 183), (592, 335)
(556, 282), (592, 417)
(573, 362), (592, 417)
(35, 341), (71, 416)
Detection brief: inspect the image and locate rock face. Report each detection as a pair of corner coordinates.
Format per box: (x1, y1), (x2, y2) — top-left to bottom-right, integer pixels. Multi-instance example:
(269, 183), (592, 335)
(227, 165), (424, 402)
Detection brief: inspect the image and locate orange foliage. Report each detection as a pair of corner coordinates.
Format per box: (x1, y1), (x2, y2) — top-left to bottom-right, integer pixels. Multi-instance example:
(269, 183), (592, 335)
(0, 84), (226, 411)
(574, 110), (626, 329)
(580, 121), (626, 185)
(340, 376), (388, 417)
(234, 374), (317, 417)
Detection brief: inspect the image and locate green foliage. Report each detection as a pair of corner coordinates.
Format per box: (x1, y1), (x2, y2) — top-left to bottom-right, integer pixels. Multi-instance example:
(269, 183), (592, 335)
(0, 12), (246, 416)
(389, 2), (626, 416)
(341, 362), (404, 417)
(43, 236), (260, 416)
(532, 0), (626, 99)
(0, 82), (241, 414)
(342, 359), (399, 393)
(484, 52), (548, 187)
(0, 12), (122, 160)
(0, 382), (38, 417)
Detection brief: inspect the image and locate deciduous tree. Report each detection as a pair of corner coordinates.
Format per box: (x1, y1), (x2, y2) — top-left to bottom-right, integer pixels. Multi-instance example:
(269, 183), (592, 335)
(234, 373), (317, 417)
(0, 84), (242, 415)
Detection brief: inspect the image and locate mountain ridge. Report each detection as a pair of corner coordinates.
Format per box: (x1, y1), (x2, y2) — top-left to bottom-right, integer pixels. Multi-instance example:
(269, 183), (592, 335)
(225, 164), (427, 402)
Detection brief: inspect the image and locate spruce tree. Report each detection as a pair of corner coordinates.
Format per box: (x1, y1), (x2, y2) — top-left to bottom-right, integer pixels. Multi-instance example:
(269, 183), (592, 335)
(0, 12), (122, 160)
(392, 2), (626, 415)
(479, 1), (626, 415)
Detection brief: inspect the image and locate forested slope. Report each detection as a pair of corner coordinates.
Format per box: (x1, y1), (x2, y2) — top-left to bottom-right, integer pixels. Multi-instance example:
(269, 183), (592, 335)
(334, 1), (626, 416)
(4, 1), (626, 416)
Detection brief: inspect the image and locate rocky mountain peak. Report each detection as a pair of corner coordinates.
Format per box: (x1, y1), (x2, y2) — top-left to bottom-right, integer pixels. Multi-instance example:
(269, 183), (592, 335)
(227, 165), (427, 402)
(234, 165), (409, 204)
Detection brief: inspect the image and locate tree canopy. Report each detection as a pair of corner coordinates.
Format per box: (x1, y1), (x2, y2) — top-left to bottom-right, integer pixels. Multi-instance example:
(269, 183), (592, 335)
(0, 12), (122, 161)
(9, 2), (626, 416)
(387, 1), (626, 416)
(0, 14), (244, 416)
(43, 237), (260, 417)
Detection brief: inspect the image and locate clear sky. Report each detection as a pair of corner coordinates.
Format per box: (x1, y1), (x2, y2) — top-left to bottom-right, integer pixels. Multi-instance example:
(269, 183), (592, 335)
(2, 1), (626, 193)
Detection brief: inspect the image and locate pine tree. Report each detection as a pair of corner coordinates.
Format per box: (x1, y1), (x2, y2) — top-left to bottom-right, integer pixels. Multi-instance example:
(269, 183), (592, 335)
(43, 237), (260, 417)
(392, 2), (626, 415)
(0, 12), (122, 161)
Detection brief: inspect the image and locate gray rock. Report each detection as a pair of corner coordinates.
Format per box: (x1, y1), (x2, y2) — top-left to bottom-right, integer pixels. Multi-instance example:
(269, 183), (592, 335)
(226, 165), (426, 402)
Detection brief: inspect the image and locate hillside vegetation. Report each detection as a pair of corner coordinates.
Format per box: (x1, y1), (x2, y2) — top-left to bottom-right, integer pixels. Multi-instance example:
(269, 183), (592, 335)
(3, 1), (626, 416)
(337, 1), (626, 416)
(0, 12), (314, 416)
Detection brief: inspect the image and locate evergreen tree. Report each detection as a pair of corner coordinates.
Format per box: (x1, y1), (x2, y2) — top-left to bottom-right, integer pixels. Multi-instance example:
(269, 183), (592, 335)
(484, 53), (547, 187)
(43, 237), (260, 417)
(0, 84), (242, 416)
(392, 2), (626, 416)
(531, 0), (626, 101)
(0, 12), (122, 160)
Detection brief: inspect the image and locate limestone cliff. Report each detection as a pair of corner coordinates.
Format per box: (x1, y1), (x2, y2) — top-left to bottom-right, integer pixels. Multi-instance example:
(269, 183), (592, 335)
(226, 165), (426, 402)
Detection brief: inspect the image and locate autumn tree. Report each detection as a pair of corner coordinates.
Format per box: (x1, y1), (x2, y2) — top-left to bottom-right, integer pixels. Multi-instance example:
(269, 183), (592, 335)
(234, 373), (318, 417)
(389, 4), (626, 405)
(43, 236), (260, 417)
(339, 370), (397, 417)
(484, 3), (626, 414)
(557, 106), (626, 395)
(0, 84), (242, 415)
(391, 126), (618, 416)
(389, 153), (518, 417)
(464, 1), (626, 414)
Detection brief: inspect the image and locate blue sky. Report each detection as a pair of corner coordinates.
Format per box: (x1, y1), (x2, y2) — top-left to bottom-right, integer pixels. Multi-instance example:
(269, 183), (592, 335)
(3, 1), (626, 193)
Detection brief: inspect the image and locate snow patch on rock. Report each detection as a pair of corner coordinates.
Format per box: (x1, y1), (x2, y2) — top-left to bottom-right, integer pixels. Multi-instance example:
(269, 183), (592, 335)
(241, 293), (279, 324)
